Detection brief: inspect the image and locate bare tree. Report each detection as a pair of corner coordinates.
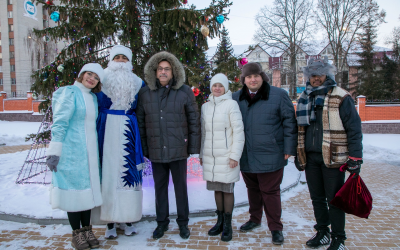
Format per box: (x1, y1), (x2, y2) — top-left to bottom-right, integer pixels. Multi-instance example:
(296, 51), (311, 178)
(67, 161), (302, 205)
(315, 0), (385, 87)
(254, 0), (314, 99)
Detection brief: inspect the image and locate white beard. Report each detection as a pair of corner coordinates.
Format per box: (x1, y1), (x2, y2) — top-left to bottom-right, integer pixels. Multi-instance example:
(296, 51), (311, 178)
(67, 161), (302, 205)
(102, 61), (142, 111)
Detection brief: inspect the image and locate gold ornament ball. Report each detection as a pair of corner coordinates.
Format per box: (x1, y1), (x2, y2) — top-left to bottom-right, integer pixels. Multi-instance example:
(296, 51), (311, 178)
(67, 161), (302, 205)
(201, 25), (209, 37)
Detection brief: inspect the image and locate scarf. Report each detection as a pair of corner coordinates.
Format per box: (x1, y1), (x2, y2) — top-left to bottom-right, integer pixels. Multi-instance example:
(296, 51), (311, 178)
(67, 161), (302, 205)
(296, 77), (337, 126)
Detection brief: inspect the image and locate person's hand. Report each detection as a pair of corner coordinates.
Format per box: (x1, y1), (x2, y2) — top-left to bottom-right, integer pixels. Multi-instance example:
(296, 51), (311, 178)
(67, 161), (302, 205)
(284, 154), (292, 160)
(347, 158), (362, 178)
(199, 158), (203, 166)
(229, 159), (238, 168)
(46, 155), (60, 172)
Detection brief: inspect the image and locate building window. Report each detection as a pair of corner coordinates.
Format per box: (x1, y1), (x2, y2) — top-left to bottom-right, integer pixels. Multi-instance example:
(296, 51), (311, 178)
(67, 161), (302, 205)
(12, 92), (17, 97)
(7, 0), (13, 4)
(0, 79), (3, 85)
(11, 78), (16, 85)
(9, 24), (14, 32)
(10, 65), (15, 72)
(8, 11), (13, 18)
(9, 38), (14, 45)
(10, 51), (15, 59)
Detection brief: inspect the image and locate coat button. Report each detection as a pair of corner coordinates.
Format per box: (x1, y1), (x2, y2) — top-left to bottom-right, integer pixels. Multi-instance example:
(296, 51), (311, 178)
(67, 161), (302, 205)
(163, 146), (167, 148)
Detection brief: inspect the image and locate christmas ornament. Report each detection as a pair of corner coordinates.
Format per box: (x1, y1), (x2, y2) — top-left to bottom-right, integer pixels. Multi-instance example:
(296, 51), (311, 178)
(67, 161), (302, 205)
(205, 16), (209, 21)
(193, 88), (200, 96)
(183, 0), (188, 4)
(216, 15), (225, 24)
(234, 77), (239, 83)
(50, 11), (60, 22)
(46, 0), (53, 5)
(240, 57), (248, 66)
(201, 25), (209, 37)
(57, 65), (64, 73)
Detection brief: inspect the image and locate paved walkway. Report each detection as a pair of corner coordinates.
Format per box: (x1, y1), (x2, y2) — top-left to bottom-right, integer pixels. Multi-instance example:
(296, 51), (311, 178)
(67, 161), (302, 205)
(0, 144), (398, 249)
(0, 144), (31, 154)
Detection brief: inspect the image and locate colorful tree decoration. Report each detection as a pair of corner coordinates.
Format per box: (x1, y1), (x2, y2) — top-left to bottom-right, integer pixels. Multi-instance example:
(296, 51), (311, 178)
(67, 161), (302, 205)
(183, 0), (188, 4)
(234, 76), (239, 82)
(193, 87), (200, 96)
(240, 57), (248, 66)
(57, 65), (64, 73)
(45, 0), (53, 5)
(201, 25), (210, 37)
(50, 11), (60, 22)
(216, 14), (225, 24)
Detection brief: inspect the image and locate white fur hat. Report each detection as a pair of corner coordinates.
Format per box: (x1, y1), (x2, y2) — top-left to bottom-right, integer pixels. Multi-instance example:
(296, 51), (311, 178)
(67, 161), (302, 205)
(210, 73), (229, 93)
(78, 63), (105, 83)
(109, 45), (132, 62)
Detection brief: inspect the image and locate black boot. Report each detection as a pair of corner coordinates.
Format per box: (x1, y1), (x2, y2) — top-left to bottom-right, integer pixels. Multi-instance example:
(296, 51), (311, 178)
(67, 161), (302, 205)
(208, 210), (224, 236)
(221, 212), (232, 242)
(306, 228), (331, 248)
(327, 236), (346, 250)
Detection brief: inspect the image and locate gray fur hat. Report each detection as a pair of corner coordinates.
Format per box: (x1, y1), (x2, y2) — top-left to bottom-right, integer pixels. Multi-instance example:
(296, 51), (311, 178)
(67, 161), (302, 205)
(144, 51), (186, 90)
(303, 56), (336, 80)
(240, 62), (269, 85)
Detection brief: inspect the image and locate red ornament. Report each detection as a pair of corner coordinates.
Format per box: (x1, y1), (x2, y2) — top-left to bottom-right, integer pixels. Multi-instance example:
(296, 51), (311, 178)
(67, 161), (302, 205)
(183, 0), (188, 4)
(46, 0), (54, 5)
(193, 88), (200, 96)
(234, 77), (239, 83)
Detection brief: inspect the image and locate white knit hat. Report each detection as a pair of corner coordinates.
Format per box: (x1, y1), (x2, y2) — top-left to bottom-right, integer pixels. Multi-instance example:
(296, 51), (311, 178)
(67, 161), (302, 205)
(210, 73), (229, 93)
(78, 63), (105, 83)
(109, 45), (132, 62)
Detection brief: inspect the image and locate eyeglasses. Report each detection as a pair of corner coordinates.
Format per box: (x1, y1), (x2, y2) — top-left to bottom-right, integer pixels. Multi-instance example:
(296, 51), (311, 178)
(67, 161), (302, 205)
(157, 67), (171, 72)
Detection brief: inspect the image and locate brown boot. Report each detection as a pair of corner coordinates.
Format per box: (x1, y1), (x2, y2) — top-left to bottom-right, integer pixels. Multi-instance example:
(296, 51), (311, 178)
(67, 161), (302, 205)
(83, 225), (100, 249)
(71, 228), (90, 250)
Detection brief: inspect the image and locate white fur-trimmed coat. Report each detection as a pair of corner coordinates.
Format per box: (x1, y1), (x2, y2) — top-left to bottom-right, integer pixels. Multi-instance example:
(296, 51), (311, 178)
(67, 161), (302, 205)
(200, 91), (245, 183)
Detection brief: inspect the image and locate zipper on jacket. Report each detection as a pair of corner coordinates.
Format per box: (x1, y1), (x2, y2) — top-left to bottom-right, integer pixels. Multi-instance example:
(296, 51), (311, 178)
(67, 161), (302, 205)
(225, 128), (228, 149)
(211, 101), (216, 182)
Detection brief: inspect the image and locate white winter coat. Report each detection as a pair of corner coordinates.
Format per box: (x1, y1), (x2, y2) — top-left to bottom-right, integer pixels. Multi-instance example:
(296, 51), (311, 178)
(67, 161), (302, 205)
(200, 90), (245, 183)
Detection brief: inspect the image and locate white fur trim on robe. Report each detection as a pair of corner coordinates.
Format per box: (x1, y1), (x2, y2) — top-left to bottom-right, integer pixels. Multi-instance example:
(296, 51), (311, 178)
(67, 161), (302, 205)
(47, 141), (63, 156)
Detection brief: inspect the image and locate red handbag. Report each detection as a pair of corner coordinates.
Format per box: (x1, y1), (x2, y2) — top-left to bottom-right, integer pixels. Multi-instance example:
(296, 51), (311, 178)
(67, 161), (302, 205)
(330, 163), (373, 219)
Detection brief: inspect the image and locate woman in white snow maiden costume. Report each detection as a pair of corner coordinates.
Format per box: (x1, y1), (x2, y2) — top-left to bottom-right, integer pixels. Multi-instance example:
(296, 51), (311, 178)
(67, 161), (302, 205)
(46, 63), (104, 250)
(95, 45), (145, 239)
(199, 73), (245, 242)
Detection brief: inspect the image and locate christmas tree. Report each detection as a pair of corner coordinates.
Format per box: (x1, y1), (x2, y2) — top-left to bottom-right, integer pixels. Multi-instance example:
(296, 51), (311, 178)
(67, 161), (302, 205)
(30, 0), (232, 111)
(212, 26), (242, 92)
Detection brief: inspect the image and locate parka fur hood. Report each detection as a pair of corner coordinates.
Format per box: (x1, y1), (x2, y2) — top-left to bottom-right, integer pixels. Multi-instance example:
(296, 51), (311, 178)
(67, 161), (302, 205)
(144, 51), (186, 90)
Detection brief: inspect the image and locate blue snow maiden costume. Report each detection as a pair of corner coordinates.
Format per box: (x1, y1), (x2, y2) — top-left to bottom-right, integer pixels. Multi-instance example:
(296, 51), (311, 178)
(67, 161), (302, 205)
(47, 82), (103, 212)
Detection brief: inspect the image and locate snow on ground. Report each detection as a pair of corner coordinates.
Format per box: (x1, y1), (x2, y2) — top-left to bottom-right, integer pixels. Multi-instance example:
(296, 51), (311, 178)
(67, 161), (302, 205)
(0, 184), (310, 250)
(0, 149), (299, 219)
(362, 134), (400, 166)
(0, 121), (41, 146)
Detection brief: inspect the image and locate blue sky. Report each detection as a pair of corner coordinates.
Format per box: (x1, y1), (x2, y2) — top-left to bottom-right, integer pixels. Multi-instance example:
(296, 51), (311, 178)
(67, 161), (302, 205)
(188, 0), (400, 48)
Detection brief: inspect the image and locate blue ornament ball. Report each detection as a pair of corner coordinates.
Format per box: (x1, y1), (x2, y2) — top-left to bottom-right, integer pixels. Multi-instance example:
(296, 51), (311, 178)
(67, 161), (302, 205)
(50, 11), (60, 22)
(216, 15), (224, 24)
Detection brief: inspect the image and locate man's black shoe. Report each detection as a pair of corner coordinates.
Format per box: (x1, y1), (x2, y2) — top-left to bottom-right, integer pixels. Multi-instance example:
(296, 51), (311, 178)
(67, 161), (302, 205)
(179, 225), (190, 239)
(327, 236), (346, 250)
(152, 224), (168, 239)
(239, 220), (261, 232)
(271, 230), (284, 245)
(306, 229), (330, 248)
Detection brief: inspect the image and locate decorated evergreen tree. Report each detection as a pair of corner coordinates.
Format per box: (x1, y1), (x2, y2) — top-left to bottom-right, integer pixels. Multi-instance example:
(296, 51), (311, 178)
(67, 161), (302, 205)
(212, 26), (241, 92)
(30, 0), (232, 111)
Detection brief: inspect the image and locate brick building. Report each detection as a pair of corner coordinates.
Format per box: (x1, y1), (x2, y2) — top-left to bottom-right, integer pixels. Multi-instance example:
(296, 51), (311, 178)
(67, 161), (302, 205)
(0, 0), (61, 97)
